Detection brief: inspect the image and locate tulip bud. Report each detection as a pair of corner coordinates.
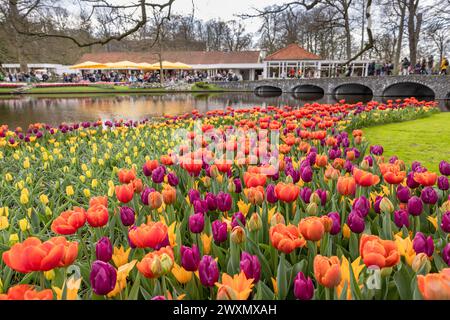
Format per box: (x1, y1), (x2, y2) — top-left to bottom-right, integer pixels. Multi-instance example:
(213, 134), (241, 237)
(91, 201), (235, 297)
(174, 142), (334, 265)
(180, 245), (200, 272)
(119, 206), (135, 226)
(360, 159), (370, 171)
(438, 176), (449, 191)
(150, 258), (163, 277)
(442, 243), (450, 266)
(209, 165), (219, 179)
(412, 253), (431, 274)
(441, 211), (450, 233)
(380, 267), (393, 277)
(408, 196), (423, 216)
(90, 260), (117, 296)
(202, 176), (211, 188)
(306, 202), (318, 216)
(309, 192), (321, 206)
(198, 255), (219, 287)
(148, 191), (163, 209)
(248, 213), (262, 232)
(240, 252), (261, 283)
(231, 226), (246, 244)
(189, 213), (204, 234)
(227, 179), (236, 193)
(380, 197), (394, 214)
(347, 210), (365, 233)
(270, 212), (285, 226)
(212, 220), (228, 243)
(95, 237), (113, 262)
(413, 232), (434, 257)
(421, 187), (438, 205)
(293, 271), (314, 300)
(160, 253), (174, 274)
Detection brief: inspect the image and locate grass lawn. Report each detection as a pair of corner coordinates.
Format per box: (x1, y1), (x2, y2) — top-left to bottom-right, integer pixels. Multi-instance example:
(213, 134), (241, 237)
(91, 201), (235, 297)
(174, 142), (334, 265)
(25, 86), (168, 93)
(363, 112), (450, 172)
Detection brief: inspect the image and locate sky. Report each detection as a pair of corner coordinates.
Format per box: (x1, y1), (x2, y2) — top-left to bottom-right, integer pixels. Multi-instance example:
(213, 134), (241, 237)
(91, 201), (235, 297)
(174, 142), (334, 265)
(171, 0), (277, 34)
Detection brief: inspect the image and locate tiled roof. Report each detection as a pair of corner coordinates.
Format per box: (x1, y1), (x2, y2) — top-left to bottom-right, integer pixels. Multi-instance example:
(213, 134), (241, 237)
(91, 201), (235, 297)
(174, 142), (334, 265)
(265, 44), (321, 61)
(77, 51), (261, 65)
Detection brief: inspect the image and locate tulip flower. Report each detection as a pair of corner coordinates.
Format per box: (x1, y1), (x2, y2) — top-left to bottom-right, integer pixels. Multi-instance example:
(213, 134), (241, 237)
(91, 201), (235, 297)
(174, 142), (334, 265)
(414, 171), (438, 187)
(360, 235), (400, 268)
(189, 213), (205, 234)
(313, 255), (341, 288)
(119, 206), (135, 226)
(240, 252), (261, 283)
(412, 253), (432, 273)
(406, 171), (420, 189)
(231, 226), (246, 244)
(212, 220), (228, 243)
(299, 216), (325, 241)
(167, 172), (179, 186)
(198, 255), (219, 287)
(407, 196), (423, 216)
(90, 260), (117, 296)
(180, 245), (200, 271)
(128, 221), (168, 249)
(394, 209), (410, 228)
(413, 232), (434, 257)
(205, 192), (218, 211)
(417, 268), (450, 300)
(148, 191), (163, 209)
(300, 187), (312, 203)
(137, 246), (174, 279)
(293, 272), (314, 300)
(327, 212), (341, 235)
(118, 168), (136, 184)
(151, 166), (165, 184)
(115, 183), (134, 203)
(140, 187), (153, 205)
(421, 187), (438, 205)
(438, 176), (449, 191)
(143, 160), (159, 177)
(370, 145), (384, 155)
(86, 203), (109, 228)
(441, 211), (450, 233)
(396, 185), (411, 203)
(352, 196), (370, 217)
(51, 207), (86, 235)
(337, 176), (356, 195)
(162, 186), (177, 205)
(274, 182), (300, 203)
(266, 184), (278, 203)
(231, 212), (246, 228)
(233, 178), (243, 193)
(442, 244), (450, 266)
(439, 160), (450, 176)
(270, 224), (306, 254)
(347, 210), (365, 233)
(216, 192), (232, 212)
(0, 285), (53, 300)
(216, 272), (254, 300)
(96, 237), (113, 262)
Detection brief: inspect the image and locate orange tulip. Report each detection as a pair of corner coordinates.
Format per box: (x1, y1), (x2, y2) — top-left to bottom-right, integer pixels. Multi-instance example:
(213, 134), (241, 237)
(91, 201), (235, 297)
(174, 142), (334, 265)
(346, 150), (356, 161)
(274, 183), (300, 203)
(243, 172), (267, 188)
(417, 268), (450, 300)
(160, 155), (174, 166)
(332, 158), (345, 170)
(89, 196), (108, 207)
(128, 221), (168, 249)
(353, 168), (380, 187)
(148, 191), (163, 209)
(51, 207), (86, 235)
(132, 178), (143, 193)
(299, 216), (325, 241)
(314, 255), (341, 288)
(244, 186), (265, 205)
(336, 176), (356, 196)
(359, 234), (400, 268)
(0, 285), (53, 300)
(269, 224), (306, 254)
(118, 168), (136, 184)
(115, 183), (134, 203)
(215, 160), (232, 173)
(379, 163), (406, 184)
(414, 171), (438, 186)
(315, 154), (328, 167)
(137, 246), (174, 278)
(162, 186), (176, 205)
(2, 236), (78, 273)
(144, 159), (159, 173)
(86, 203), (109, 227)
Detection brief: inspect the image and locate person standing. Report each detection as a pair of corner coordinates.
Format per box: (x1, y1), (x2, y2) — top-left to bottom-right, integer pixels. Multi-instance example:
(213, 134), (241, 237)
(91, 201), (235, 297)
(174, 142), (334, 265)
(427, 56), (434, 74)
(401, 57), (410, 75)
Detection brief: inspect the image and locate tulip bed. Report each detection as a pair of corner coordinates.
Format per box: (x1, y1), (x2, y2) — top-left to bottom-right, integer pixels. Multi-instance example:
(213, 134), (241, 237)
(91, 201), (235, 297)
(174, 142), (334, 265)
(0, 98), (449, 301)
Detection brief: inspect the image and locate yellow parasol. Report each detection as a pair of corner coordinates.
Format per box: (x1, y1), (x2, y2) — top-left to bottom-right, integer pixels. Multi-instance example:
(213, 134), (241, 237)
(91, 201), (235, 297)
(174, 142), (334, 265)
(172, 62), (193, 69)
(136, 62), (160, 70)
(104, 61), (141, 69)
(68, 61), (107, 69)
(149, 61), (182, 70)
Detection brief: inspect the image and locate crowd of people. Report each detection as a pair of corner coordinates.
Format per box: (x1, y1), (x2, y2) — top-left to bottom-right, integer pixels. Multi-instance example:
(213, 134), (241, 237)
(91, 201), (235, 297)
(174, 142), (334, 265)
(399, 56), (449, 75)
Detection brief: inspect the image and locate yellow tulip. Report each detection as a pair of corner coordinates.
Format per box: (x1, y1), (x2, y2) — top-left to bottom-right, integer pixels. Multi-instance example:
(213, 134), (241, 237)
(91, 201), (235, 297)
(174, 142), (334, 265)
(44, 270), (55, 280)
(112, 246), (131, 268)
(83, 189), (91, 198)
(66, 186), (75, 196)
(172, 263), (193, 284)
(39, 194), (49, 205)
(19, 218), (29, 232)
(9, 233), (19, 245)
(53, 276), (82, 300)
(0, 216), (9, 230)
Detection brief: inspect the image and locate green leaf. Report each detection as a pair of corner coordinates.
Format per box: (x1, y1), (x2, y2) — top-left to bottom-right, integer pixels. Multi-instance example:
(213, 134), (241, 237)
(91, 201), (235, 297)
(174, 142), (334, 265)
(128, 272), (141, 300)
(348, 259), (362, 300)
(277, 254), (288, 300)
(254, 281), (274, 300)
(393, 264), (413, 299)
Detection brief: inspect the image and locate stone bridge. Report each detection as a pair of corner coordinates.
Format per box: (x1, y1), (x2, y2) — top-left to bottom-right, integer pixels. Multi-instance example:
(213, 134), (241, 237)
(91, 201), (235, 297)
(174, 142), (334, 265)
(216, 75), (450, 100)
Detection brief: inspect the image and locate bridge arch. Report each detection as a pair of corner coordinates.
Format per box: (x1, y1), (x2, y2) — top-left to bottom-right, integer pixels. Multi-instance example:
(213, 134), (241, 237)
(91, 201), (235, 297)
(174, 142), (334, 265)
(254, 85), (283, 97)
(333, 83), (373, 96)
(292, 84), (325, 94)
(383, 82), (435, 98)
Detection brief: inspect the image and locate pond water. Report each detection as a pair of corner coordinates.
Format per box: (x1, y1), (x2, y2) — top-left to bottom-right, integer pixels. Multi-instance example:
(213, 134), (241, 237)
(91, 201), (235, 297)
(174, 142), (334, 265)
(0, 92), (448, 128)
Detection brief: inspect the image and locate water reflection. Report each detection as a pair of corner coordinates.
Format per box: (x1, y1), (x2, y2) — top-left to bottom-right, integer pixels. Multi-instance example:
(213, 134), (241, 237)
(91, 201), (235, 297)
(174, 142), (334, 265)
(0, 92), (448, 128)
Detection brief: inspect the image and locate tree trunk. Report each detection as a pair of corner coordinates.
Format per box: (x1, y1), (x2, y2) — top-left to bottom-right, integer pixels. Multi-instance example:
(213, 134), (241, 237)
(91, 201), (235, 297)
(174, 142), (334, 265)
(394, 0), (406, 75)
(407, 0), (422, 66)
(343, 8), (352, 60)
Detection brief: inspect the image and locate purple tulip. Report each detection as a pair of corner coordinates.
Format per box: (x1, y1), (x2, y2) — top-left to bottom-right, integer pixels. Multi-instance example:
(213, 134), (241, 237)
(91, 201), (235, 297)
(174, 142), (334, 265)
(300, 165), (313, 183)
(438, 176), (449, 191)
(412, 161), (424, 172)
(394, 210), (410, 228)
(315, 189), (327, 206)
(300, 187), (312, 204)
(370, 145), (384, 155)
(406, 172), (420, 189)
(205, 193), (218, 211)
(293, 271), (314, 300)
(167, 172), (179, 186)
(95, 237), (113, 262)
(374, 196), (383, 214)
(352, 196), (370, 217)
(442, 243), (450, 266)
(421, 187), (438, 205)
(180, 245), (201, 272)
(142, 164), (152, 177)
(364, 155), (373, 167)
(216, 192), (232, 212)
(231, 212), (246, 228)
(396, 185), (411, 203)
(344, 160), (354, 173)
(389, 156), (399, 164)
(327, 212), (341, 235)
(193, 199), (208, 214)
(198, 255), (219, 287)
(90, 260), (117, 295)
(188, 189), (201, 204)
(212, 220), (228, 243)
(151, 166), (165, 184)
(240, 252), (261, 283)
(233, 178), (242, 193)
(407, 196), (423, 216)
(140, 187), (154, 205)
(266, 184), (278, 204)
(413, 232), (434, 257)
(154, 235), (170, 250)
(439, 160), (450, 176)
(119, 206), (135, 226)
(189, 213), (204, 233)
(441, 211), (450, 233)
(286, 167), (300, 183)
(347, 210), (365, 233)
